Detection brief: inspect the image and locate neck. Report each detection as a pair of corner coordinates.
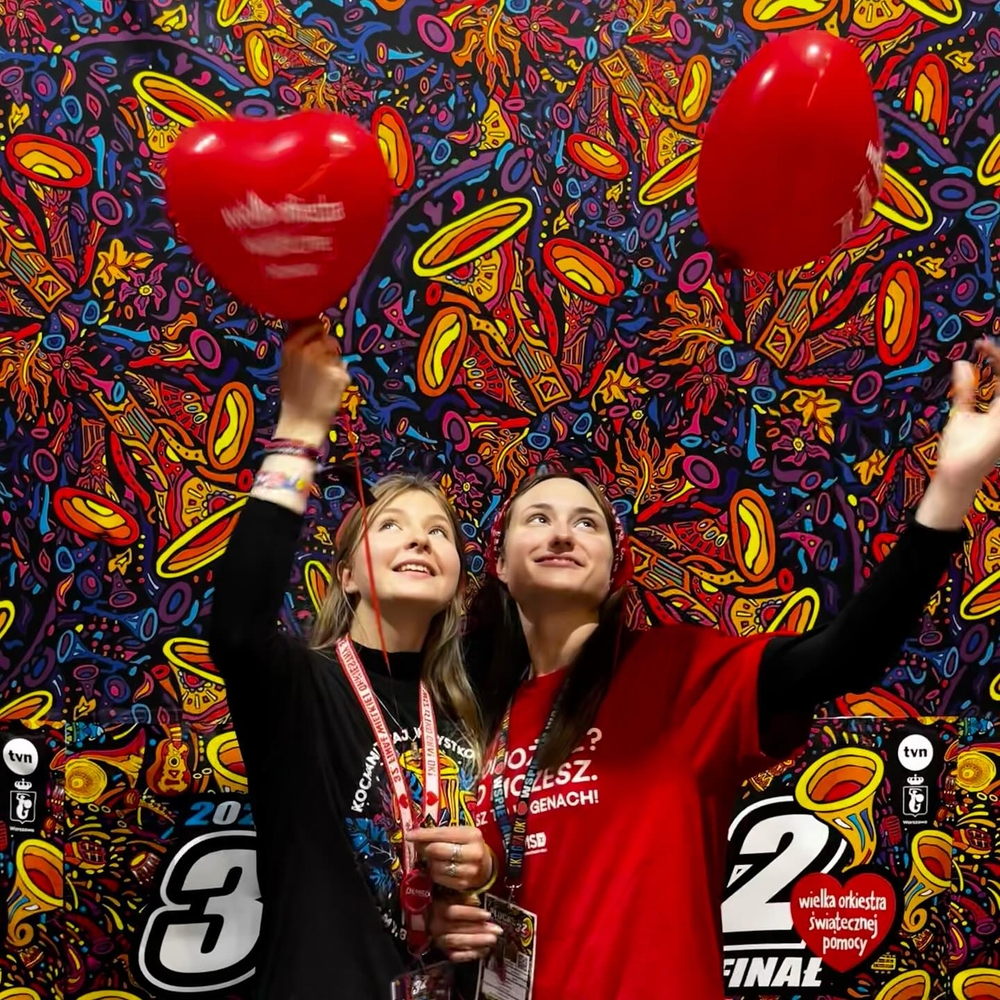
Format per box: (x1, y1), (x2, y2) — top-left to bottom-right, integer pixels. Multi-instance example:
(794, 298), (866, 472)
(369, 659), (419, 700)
(350, 602), (428, 654)
(520, 606), (599, 677)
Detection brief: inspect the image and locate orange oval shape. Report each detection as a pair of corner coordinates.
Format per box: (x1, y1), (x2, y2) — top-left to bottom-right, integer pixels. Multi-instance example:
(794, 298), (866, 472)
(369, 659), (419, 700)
(0, 692), (53, 727)
(744, 0), (839, 30)
(6, 134), (93, 189)
(133, 71), (230, 126)
(418, 307), (468, 396)
(952, 971), (1000, 1000)
(542, 238), (624, 305)
(243, 30), (274, 87)
(206, 731), (247, 793)
(979, 130), (1000, 186)
(53, 488), (139, 546)
(414, 199), (533, 277)
(960, 567), (1000, 621)
(0, 599), (12, 644)
(905, 54), (949, 133)
(729, 489), (775, 584)
(875, 165), (933, 232)
(304, 558), (331, 615)
(373, 106), (415, 193)
(768, 588), (820, 634)
(900, 0), (961, 23)
(837, 689), (919, 719)
(156, 497), (247, 579)
(565, 134), (628, 180)
(207, 381), (254, 471)
(638, 146), (699, 206)
(162, 636), (219, 678)
(677, 56), (711, 124)
(876, 260), (921, 366)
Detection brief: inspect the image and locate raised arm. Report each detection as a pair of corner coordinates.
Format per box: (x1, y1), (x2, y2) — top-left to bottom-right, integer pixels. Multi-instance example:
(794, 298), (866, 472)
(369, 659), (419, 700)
(757, 343), (1000, 755)
(208, 318), (351, 742)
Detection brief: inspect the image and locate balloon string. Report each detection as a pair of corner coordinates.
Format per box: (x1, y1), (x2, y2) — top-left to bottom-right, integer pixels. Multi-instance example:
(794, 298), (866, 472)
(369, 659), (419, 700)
(340, 411), (390, 671)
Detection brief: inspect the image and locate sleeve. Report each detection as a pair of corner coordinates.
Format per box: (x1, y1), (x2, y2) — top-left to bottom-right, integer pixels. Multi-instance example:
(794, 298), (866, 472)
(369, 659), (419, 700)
(644, 626), (777, 784)
(208, 496), (317, 761)
(756, 519), (965, 758)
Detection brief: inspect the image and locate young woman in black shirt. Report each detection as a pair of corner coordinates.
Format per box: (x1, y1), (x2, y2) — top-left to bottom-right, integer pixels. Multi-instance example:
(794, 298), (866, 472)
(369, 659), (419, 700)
(209, 320), (494, 999)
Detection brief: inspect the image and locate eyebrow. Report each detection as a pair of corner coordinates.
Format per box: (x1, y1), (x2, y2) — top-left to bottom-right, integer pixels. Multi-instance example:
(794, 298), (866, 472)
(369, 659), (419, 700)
(522, 502), (603, 519)
(377, 506), (452, 527)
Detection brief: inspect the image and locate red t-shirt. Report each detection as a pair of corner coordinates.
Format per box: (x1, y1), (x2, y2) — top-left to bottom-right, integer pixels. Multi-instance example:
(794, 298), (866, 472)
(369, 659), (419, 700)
(473, 624), (799, 1000)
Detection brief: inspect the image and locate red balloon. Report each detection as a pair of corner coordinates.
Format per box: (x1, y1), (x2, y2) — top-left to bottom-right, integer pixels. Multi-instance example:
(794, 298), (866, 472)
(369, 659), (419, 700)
(166, 110), (392, 318)
(697, 32), (883, 272)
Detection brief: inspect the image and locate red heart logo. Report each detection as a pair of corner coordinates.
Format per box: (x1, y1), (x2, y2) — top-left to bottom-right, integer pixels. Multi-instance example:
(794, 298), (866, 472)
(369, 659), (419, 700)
(166, 110), (392, 319)
(790, 872), (896, 973)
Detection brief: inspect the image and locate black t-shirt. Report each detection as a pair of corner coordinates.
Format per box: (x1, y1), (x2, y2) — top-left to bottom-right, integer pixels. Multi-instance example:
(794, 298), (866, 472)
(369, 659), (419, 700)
(209, 498), (480, 1000)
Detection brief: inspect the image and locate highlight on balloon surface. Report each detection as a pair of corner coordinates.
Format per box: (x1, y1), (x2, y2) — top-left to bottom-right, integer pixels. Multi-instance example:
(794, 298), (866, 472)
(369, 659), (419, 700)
(696, 30), (884, 273)
(165, 109), (393, 320)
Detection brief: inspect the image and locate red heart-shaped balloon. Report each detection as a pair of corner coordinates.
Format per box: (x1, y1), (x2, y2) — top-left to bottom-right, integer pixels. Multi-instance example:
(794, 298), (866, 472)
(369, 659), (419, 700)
(166, 110), (392, 319)
(697, 31), (883, 272)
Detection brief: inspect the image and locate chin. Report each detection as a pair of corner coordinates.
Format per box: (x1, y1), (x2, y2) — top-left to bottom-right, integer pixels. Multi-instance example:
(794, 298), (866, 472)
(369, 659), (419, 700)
(381, 579), (450, 609)
(514, 576), (604, 609)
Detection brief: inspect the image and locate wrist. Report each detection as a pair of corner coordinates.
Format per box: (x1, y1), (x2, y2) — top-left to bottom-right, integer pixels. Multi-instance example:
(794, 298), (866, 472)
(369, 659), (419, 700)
(274, 413), (331, 450)
(915, 471), (979, 531)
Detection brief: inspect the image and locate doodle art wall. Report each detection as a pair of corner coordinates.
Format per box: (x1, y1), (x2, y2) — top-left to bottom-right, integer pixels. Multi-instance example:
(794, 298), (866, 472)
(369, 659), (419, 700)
(0, 1), (998, 998)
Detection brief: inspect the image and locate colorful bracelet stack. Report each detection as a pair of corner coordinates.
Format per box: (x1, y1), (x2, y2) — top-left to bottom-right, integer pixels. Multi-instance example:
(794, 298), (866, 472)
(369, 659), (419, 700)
(252, 470), (313, 495)
(263, 438), (325, 463)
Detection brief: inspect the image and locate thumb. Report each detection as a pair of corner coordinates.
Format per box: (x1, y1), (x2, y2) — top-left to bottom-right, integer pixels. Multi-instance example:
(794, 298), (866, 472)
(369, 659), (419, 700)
(951, 361), (977, 414)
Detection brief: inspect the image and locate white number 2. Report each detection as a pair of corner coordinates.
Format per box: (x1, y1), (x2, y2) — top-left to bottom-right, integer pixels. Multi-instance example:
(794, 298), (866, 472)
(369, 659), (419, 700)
(137, 831), (261, 992)
(722, 797), (845, 941)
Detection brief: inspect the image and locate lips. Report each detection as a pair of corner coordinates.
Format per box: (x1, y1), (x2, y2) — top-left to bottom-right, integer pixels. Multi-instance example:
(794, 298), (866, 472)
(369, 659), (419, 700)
(534, 555), (582, 567)
(393, 561), (435, 576)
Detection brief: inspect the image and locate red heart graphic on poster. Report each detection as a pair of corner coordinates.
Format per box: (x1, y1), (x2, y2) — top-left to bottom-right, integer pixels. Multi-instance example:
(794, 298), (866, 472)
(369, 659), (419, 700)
(790, 872), (896, 973)
(166, 110), (393, 319)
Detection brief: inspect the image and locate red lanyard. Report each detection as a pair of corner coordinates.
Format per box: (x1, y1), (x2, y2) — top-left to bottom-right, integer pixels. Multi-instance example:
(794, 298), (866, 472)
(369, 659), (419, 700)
(335, 637), (440, 952)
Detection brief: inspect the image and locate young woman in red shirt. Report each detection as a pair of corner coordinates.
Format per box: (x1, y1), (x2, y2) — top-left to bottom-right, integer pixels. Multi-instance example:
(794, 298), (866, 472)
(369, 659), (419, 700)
(427, 345), (1000, 999)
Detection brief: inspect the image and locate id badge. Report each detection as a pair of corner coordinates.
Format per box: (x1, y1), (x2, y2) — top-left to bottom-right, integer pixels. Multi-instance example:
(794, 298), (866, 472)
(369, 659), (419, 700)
(391, 961), (454, 1000)
(475, 895), (538, 1000)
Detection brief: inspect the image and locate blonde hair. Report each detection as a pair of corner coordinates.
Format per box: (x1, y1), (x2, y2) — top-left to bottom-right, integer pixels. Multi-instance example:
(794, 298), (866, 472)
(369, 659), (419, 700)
(311, 473), (483, 758)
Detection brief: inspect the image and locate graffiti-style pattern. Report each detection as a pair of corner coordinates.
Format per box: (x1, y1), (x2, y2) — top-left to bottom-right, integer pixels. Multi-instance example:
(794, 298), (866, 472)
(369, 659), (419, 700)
(0, 0), (998, 997)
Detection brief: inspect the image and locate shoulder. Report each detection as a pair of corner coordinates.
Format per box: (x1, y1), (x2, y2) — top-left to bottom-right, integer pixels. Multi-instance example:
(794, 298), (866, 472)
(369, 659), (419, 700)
(620, 622), (769, 676)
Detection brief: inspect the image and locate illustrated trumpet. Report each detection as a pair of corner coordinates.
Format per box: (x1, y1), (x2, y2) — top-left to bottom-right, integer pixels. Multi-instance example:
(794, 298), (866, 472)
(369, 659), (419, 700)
(795, 747), (884, 868)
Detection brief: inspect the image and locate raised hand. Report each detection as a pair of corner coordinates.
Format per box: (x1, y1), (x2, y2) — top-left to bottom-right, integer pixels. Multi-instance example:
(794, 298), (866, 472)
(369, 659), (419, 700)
(276, 316), (352, 447)
(917, 339), (1000, 531)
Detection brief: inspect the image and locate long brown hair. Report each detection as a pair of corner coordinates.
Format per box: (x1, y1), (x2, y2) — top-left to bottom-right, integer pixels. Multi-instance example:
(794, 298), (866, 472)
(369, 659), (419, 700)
(312, 473), (483, 755)
(470, 471), (628, 770)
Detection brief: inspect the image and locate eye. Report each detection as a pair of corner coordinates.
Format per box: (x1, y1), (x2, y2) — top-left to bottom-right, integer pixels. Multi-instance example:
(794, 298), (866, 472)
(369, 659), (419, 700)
(577, 517), (597, 530)
(527, 513), (548, 524)
(378, 519), (400, 531)
(429, 525), (450, 538)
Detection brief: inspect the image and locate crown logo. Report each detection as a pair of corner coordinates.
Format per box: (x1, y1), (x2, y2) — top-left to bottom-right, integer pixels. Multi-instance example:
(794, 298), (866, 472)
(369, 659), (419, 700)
(906, 774), (925, 786)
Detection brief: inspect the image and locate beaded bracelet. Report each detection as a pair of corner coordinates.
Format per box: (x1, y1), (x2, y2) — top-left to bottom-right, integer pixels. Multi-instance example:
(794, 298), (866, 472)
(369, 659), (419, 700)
(252, 470), (312, 494)
(263, 438), (324, 463)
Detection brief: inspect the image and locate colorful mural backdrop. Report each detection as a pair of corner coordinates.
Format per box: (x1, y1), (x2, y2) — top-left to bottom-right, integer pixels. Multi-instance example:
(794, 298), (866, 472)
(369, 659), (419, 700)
(0, 0), (998, 998)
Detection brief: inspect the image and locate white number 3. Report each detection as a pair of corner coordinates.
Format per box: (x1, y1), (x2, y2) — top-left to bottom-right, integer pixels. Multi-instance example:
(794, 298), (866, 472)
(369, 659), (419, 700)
(137, 831), (261, 992)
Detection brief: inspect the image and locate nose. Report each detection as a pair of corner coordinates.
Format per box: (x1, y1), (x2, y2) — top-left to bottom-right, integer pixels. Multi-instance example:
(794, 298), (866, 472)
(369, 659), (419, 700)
(548, 521), (573, 551)
(405, 529), (432, 552)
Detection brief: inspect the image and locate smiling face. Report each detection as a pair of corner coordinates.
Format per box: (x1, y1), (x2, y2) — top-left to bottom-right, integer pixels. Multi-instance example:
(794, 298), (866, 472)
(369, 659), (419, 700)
(497, 476), (615, 613)
(340, 488), (463, 619)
